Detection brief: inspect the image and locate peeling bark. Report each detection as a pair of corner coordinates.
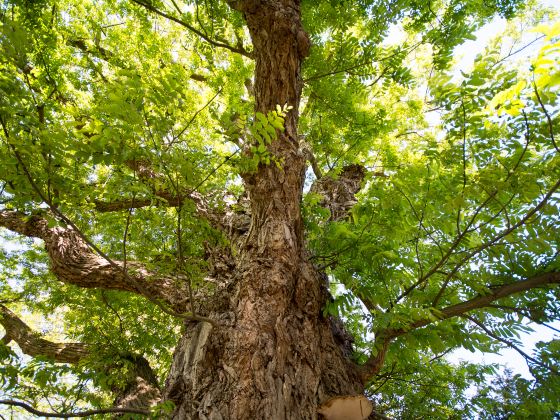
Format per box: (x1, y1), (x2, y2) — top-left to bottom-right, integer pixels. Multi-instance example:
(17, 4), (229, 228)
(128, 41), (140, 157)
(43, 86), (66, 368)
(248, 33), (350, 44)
(164, 281), (363, 419)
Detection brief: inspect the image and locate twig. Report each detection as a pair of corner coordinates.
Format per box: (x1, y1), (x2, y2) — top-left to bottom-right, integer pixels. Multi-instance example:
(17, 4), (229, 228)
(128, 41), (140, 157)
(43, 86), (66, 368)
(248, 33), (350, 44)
(0, 400), (150, 418)
(493, 35), (545, 68)
(129, 0), (253, 58)
(463, 315), (558, 375)
(170, 88), (223, 145)
(533, 80), (559, 153)
(101, 290), (125, 334)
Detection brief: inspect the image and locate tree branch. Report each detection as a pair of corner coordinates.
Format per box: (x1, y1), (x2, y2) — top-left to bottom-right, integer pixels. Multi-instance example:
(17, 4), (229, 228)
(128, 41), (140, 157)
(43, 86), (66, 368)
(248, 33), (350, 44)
(0, 400), (149, 418)
(0, 304), (89, 364)
(359, 272), (560, 381)
(394, 189), (498, 305)
(0, 118), (200, 318)
(1, 118), (219, 323)
(399, 173), (560, 307)
(0, 304), (163, 411)
(95, 190), (225, 227)
(129, 0), (253, 59)
(533, 80), (559, 153)
(0, 210), (189, 312)
(93, 165), (233, 235)
(431, 272), (560, 323)
(94, 150), (249, 241)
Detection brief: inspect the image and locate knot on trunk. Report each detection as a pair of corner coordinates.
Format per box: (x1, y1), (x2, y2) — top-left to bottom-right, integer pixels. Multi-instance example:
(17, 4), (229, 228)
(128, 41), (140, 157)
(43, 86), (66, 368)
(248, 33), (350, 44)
(310, 164), (366, 221)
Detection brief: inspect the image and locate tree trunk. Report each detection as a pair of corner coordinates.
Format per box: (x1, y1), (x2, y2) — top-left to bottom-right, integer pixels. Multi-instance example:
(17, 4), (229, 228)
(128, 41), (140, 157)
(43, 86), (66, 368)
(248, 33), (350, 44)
(163, 1), (364, 418)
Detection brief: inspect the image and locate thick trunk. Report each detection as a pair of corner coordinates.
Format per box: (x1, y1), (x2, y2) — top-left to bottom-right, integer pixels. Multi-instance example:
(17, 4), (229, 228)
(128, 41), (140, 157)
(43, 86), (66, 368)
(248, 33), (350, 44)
(164, 275), (363, 419)
(163, 1), (364, 418)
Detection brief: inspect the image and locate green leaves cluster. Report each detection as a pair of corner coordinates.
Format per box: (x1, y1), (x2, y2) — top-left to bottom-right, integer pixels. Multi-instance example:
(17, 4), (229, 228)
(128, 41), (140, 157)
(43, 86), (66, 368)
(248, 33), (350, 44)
(302, 6), (559, 416)
(242, 105), (290, 170)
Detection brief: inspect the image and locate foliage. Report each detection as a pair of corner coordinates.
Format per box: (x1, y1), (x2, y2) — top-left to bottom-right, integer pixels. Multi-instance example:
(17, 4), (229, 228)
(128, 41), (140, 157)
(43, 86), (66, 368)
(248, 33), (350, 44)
(0, 0), (559, 417)
(470, 366), (560, 418)
(240, 105), (291, 171)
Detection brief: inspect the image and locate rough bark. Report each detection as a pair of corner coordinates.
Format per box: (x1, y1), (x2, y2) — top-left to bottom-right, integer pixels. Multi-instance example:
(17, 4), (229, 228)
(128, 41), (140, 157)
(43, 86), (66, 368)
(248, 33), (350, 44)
(0, 210), (189, 311)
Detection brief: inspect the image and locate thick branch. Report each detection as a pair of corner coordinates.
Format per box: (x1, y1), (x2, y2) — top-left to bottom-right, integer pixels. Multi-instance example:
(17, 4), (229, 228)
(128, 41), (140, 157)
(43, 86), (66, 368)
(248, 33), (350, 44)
(0, 210), (189, 312)
(0, 304), (89, 364)
(95, 190), (226, 230)
(0, 304), (162, 411)
(94, 156), (251, 238)
(432, 272), (560, 323)
(359, 272), (560, 381)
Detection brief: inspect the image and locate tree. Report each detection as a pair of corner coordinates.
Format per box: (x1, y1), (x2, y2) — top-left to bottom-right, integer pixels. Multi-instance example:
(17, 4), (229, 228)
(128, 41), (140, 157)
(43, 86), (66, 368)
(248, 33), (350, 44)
(0, 0), (558, 418)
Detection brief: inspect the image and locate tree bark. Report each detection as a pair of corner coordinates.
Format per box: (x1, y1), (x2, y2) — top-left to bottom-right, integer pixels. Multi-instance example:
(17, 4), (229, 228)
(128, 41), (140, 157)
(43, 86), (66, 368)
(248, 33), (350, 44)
(162, 1), (365, 418)
(0, 210), (190, 312)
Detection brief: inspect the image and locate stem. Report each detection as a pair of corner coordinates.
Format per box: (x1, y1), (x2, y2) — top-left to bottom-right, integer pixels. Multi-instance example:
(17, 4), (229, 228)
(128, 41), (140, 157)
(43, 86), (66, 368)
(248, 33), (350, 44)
(0, 400), (149, 418)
